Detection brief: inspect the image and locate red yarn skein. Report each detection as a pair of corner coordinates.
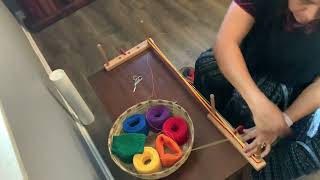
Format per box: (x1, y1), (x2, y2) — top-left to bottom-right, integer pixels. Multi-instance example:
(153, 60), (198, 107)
(162, 117), (189, 145)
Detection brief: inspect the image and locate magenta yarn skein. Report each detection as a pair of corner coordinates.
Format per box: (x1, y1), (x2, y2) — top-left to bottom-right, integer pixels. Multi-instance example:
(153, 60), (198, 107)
(162, 117), (189, 145)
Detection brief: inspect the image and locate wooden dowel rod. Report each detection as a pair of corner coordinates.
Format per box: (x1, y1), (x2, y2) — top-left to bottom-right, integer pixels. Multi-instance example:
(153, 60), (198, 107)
(97, 44), (109, 65)
(210, 94), (215, 111)
(147, 38), (264, 165)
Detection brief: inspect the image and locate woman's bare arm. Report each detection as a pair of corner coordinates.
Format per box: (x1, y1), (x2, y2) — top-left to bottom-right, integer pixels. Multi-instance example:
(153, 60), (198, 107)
(214, 2), (284, 122)
(215, 3), (289, 156)
(285, 78), (320, 122)
(214, 2), (266, 108)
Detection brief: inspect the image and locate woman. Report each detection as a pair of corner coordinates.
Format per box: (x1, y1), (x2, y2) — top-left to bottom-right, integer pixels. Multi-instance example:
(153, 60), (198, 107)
(194, 0), (320, 179)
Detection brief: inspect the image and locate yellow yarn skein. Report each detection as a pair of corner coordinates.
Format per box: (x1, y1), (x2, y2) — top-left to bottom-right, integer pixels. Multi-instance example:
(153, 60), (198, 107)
(133, 147), (161, 174)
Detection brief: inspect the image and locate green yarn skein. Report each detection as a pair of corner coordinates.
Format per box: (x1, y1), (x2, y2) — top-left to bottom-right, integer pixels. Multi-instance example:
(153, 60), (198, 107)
(111, 133), (146, 163)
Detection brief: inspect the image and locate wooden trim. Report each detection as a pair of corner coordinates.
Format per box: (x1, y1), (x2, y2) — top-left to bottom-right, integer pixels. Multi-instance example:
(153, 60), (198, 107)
(104, 40), (149, 71)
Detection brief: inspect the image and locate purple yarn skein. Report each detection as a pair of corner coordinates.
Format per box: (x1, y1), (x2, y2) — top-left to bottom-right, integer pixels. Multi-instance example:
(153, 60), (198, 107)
(146, 105), (171, 132)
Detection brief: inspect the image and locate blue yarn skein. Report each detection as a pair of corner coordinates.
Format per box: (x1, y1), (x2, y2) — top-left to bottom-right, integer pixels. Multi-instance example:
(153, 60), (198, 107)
(123, 114), (149, 135)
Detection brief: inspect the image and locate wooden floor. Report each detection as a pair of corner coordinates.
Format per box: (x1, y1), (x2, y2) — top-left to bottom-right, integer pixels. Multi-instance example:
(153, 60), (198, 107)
(31, 0), (232, 178)
(31, 0), (320, 179)
(32, 0), (230, 126)
(32, 0), (229, 75)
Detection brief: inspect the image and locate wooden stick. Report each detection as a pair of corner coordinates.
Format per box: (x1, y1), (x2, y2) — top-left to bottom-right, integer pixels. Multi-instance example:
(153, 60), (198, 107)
(207, 114), (266, 171)
(148, 38), (241, 141)
(210, 94), (215, 111)
(103, 40), (149, 71)
(97, 44), (109, 65)
(148, 39), (238, 136)
(255, 146), (262, 160)
(147, 38), (266, 170)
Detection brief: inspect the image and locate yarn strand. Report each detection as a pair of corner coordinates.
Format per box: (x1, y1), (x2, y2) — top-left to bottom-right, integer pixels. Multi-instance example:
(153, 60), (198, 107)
(146, 54), (157, 100)
(191, 139), (229, 152)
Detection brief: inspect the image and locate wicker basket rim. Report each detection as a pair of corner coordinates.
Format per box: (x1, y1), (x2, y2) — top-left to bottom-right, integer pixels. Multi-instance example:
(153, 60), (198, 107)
(108, 99), (195, 179)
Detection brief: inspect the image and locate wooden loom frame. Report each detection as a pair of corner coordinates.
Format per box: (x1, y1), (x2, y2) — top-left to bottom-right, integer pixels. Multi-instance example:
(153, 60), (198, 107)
(99, 38), (266, 171)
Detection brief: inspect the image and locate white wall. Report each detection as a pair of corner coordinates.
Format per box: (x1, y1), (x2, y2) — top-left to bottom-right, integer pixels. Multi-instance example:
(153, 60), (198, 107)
(0, 2), (101, 180)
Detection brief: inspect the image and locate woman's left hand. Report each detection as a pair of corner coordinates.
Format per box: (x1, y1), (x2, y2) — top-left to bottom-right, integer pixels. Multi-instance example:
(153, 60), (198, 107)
(242, 96), (292, 158)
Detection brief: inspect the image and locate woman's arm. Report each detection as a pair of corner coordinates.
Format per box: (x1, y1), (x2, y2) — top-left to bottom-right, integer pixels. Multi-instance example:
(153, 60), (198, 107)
(214, 2), (287, 132)
(243, 78), (320, 157)
(285, 78), (320, 123)
(215, 2), (290, 157)
(214, 2), (261, 104)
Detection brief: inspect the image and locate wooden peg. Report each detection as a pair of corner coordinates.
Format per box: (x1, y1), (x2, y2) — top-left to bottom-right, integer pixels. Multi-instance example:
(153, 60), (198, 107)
(254, 146), (263, 160)
(210, 94), (215, 111)
(234, 125), (245, 140)
(235, 125), (245, 134)
(97, 44), (109, 65)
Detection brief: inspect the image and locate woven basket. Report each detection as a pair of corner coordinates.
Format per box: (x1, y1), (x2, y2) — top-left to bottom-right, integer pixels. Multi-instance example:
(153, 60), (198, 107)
(108, 99), (194, 179)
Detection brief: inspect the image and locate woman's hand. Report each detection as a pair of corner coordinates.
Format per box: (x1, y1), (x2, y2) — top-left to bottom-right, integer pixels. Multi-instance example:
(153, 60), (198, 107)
(242, 127), (277, 157)
(243, 97), (291, 157)
(250, 96), (288, 134)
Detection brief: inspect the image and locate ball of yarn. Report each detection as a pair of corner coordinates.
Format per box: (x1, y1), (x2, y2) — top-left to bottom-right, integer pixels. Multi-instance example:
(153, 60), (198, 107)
(155, 134), (183, 167)
(162, 117), (189, 145)
(111, 133), (146, 163)
(123, 114), (149, 135)
(146, 105), (171, 132)
(133, 147), (161, 174)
